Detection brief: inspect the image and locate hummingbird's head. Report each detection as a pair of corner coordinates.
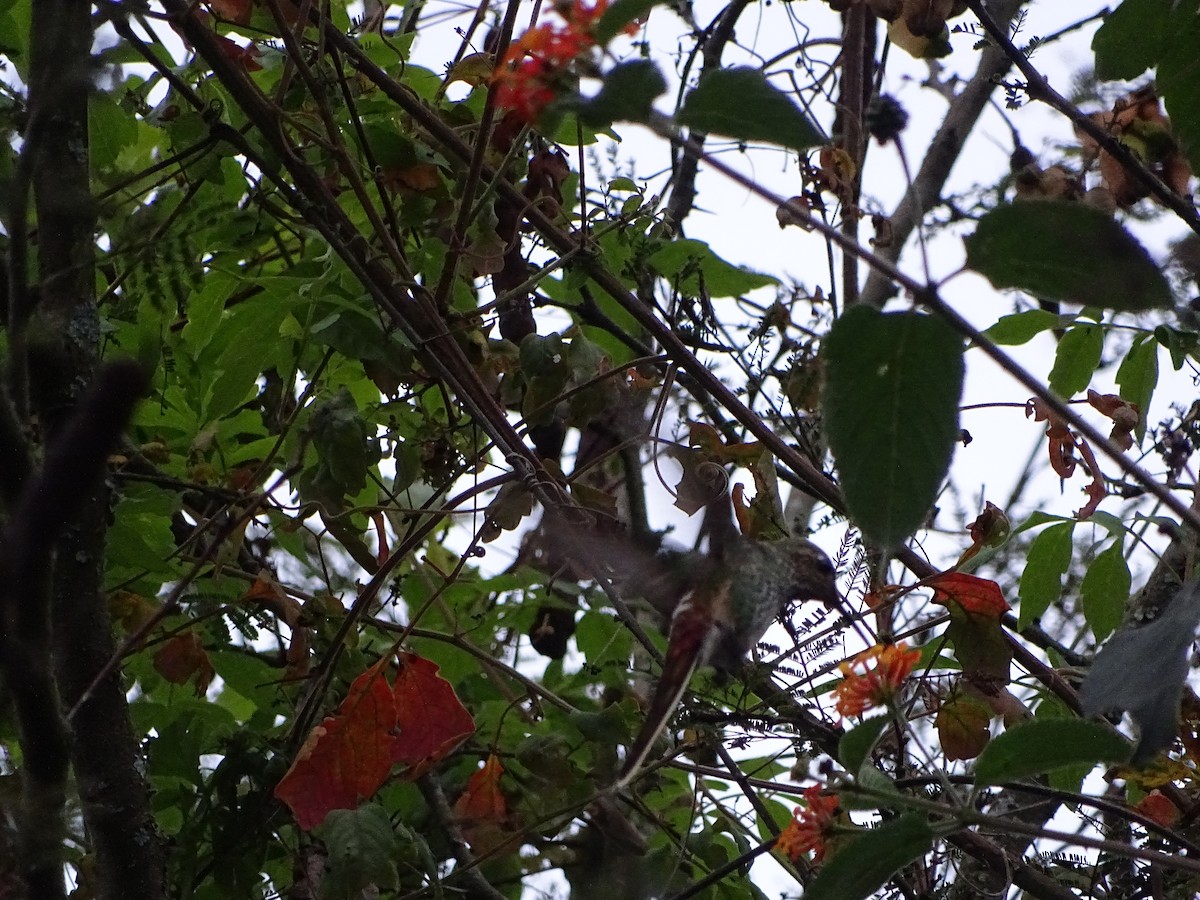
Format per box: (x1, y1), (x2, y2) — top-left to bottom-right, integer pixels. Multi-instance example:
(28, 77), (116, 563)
(779, 538), (840, 609)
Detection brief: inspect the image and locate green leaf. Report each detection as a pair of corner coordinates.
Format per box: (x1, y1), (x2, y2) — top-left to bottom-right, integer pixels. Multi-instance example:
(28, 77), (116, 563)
(0, 0), (30, 65)
(678, 67), (823, 151)
(647, 238), (777, 297)
(1092, 0), (1168, 81)
(1048, 322), (1104, 398)
(964, 202), (1173, 312)
(838, 716), (889, 774)
(1116, 335), (1158, 443)
(1154, 325), (1199, 370)
(1017, 522), (1075, 630)
(982, 309), (1063, 346)
(90, 92), (139, 173)
(822, 307), (964, 548)
(974, 719), (1130, 785)
(1080, 541), (1131, 641)
(576, 60), (666, 126)
(319, 805), (401, 898)
(1158, 1), (1200, 176)
(595, 0), (660, 44)
(802, 814), (934, 900)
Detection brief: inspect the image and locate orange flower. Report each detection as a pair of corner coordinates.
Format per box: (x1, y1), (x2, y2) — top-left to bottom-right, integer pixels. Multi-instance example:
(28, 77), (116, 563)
(832, 642), (921, 718)
(777, 785), (840, 864)
(492, 0), (635, 123)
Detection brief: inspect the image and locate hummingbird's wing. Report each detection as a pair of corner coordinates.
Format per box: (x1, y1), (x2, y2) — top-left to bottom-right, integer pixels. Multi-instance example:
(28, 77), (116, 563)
(614, 597), (717, 790)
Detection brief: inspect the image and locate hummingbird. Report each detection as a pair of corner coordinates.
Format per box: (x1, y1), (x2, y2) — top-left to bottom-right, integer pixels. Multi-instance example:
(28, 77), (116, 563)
(614, 536), (840, 789)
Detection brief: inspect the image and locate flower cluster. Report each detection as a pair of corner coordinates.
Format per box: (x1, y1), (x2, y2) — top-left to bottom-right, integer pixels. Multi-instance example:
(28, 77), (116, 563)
(832, 642), (921, 718)
(491, 0), (619, 123)
(777, 785), (840, 864)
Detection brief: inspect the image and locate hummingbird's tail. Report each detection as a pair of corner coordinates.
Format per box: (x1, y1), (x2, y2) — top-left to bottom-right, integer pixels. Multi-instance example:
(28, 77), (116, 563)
(613, 607), (713, 790)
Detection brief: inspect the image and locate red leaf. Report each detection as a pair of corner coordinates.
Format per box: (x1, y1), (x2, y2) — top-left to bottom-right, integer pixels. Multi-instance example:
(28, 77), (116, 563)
(274, 659), (397, 830)
(392, 652), (476, 778)
(453, 755), (509, 853)
(207, 0), (252, 24)
(928, 572), (1010, 618)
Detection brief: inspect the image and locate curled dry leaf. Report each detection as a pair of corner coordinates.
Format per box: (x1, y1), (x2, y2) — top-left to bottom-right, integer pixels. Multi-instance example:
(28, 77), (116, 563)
(958, 500), (1010, 565)
(152, 632), (214, 694)
(1076, 87), (1194, 209)
(453, 754), (510, 855)
(777, 195), (814, 230)
(1087, 389), (1139, 451)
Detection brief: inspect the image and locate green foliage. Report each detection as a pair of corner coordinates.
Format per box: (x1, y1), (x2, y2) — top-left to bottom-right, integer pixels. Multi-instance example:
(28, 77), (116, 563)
(974, 719), (1131, 785)
(822, 307), (964, 547)
(1017, 521), (1076, 629)
(1048, 319), (1104, 397)
(965, 202), (1173, 311)
(802, 815), (935, 900)
(678, 67), (824, 150)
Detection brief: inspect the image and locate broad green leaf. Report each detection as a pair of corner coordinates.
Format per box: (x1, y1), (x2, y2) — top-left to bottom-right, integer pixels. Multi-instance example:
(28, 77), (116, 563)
(965, 202), (1172, 312)
(1092, 0), (1168, 80)
(1158, 1), (1200, 175)
(320, 806), (401, 896)
(1080, 581), (1200, 763)
(982, 309), (1062, 346)
(647, 238), (777, 297)
(1017, 522), (1075, 629)
(838, 716), (889, 773)
(1080, 541), (1131, 641)
(822, 307), (964, 548)
(576, 60), (666, 126)
(1116, 335), (1158, 442)
(1154, 325), (1199, 370)
(0, 0), (30, 65)
(678, 67), (823, 151)
(1048, 322), (1103, 398)
(90, 92), (139, 174)
(802, 814), (934, 900)
(974, 719), (1130, 785)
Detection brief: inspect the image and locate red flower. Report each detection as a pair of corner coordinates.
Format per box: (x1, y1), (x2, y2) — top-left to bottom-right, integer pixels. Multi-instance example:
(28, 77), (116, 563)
(832, 643), (921, 718)
(777, 785), (840, 864)
(491, 0), (636, 123)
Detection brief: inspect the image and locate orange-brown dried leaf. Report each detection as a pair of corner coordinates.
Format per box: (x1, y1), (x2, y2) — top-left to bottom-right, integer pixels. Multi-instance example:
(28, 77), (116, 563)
(1074, 437), (1107, 519)
(453, 755), (509, 853)
(815, 146), (856, 201)
(1087, 389), (1139, 451)
(273, 658), (397, 830)
(777, 195), (814, 229)
(1026, 399), (1078, 478)
(153, 632), (214, 694)
(110, 590), (158, 634)
(959, 501), (1011, 565)
(929, 572), (1010, 618)
(207, 0), (252, 23)
(392, 652), (476, 778)
(1134, 790), (1181, 828)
